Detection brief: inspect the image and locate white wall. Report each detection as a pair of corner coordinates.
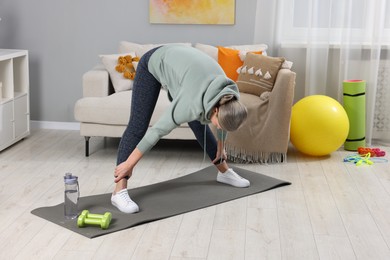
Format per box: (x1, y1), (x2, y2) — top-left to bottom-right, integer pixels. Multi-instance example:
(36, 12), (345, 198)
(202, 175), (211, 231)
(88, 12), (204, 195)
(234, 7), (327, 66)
(0, 0), (268, 122)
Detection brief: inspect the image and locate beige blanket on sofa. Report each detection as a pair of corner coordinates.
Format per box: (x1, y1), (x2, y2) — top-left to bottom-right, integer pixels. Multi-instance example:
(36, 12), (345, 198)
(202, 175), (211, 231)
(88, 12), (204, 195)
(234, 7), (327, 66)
(224, 69), (295, 163)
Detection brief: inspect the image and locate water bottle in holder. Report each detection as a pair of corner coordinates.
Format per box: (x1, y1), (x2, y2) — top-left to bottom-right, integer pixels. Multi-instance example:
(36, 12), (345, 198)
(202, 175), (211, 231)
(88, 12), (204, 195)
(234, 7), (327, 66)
(64, 173), (80, 219)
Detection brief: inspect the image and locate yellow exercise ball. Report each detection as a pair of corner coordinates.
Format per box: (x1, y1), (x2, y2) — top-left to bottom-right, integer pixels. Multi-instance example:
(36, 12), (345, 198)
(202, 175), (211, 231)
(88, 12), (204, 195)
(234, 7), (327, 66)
(290, 95), (350, 156)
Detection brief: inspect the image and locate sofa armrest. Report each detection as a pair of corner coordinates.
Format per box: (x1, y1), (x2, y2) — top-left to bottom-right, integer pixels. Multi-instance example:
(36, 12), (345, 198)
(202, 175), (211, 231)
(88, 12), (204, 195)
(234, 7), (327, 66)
(270, 69), (296, 106)
(267, 68), (296, 140)
(82, 65), (111, 97)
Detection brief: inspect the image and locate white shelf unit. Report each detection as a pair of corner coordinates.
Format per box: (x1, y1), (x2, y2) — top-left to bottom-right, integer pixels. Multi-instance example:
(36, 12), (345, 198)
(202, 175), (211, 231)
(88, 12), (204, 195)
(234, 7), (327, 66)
(0, 49), (30, 152)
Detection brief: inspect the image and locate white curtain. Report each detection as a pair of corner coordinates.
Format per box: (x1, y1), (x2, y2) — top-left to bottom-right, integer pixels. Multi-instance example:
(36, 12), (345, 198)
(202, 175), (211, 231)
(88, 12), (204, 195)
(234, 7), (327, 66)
(255, 0), (390, 146)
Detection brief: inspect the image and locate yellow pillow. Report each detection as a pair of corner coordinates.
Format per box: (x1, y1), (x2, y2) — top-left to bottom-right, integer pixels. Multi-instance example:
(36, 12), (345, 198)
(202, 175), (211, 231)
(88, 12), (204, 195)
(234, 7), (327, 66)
(217, 46), (262, 81)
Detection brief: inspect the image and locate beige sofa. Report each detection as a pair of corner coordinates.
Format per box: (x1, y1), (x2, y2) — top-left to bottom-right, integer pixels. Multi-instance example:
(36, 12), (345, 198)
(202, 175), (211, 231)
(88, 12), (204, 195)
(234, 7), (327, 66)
(74, 64), (194, 156)
(74, 42), (295, 161)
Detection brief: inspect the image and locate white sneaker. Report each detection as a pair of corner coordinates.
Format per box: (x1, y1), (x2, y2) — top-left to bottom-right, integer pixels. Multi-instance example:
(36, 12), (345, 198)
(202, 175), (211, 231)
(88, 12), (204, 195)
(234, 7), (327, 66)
(217, 168), (250, 188)
(111, 189), (139, 213)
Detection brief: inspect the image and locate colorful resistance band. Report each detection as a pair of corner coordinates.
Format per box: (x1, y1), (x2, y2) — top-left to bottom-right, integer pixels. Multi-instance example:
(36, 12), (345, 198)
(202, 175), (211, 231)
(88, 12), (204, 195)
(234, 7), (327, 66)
(343, 153), (388, 166)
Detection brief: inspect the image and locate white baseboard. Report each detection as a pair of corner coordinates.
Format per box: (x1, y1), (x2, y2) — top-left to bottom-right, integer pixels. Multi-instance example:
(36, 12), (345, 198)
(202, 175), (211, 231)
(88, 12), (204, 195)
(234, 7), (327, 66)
(31, 121), (80, 131)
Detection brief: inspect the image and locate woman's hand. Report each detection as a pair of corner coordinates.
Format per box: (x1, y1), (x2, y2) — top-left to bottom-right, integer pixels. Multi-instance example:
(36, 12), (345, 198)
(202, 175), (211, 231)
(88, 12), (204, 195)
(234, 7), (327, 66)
(213, 140), (227, 164)
(212, 147), (227, 164)
(114, 148), (143, 183)
(114, 161), (133, 183)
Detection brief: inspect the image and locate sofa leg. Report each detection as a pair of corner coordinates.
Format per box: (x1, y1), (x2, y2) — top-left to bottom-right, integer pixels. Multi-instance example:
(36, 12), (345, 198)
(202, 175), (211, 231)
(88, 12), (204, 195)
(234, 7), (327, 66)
(85, 136), (91, 157)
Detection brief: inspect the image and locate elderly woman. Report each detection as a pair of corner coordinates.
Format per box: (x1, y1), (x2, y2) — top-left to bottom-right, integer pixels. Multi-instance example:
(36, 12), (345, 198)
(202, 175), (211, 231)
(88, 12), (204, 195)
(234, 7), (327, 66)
(112, 45), (249, 213)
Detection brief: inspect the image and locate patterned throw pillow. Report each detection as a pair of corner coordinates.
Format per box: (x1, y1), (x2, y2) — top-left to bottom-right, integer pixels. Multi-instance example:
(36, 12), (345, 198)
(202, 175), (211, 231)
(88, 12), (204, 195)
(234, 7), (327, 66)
(237, 53), (285, 96)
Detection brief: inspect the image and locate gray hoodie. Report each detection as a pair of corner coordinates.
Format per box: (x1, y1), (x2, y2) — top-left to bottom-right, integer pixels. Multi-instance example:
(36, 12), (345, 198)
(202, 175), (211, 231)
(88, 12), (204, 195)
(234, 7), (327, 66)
(137, 45), (240, 154)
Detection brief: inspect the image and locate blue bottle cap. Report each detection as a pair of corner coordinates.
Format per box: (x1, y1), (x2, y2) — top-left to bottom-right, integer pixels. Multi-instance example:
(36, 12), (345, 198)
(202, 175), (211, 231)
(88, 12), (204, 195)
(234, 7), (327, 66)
(64, 173), (78, 184)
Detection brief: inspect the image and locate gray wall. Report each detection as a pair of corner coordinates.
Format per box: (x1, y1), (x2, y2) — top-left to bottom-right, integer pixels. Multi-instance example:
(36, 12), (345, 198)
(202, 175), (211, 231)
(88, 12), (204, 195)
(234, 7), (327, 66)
(0, 0), (274, 122)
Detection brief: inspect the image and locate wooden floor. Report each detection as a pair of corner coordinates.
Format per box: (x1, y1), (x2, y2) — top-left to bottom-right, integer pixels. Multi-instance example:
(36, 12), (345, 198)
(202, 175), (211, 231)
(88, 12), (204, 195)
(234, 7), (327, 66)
(0, 129), (390, 260)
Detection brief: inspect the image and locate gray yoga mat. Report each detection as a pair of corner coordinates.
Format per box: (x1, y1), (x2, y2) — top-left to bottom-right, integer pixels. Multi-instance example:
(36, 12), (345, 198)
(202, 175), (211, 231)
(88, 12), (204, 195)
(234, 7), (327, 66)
(31, 166), (290, 238)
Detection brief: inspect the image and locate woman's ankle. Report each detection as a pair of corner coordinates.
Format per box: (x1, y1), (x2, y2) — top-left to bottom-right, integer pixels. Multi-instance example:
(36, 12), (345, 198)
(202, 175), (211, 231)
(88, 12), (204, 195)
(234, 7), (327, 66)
(114, 179), (128, 193)
(216, 162), (229, 173)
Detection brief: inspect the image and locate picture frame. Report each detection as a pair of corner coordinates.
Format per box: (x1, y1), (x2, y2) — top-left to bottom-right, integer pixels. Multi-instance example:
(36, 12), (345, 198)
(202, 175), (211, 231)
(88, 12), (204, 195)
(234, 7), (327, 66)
(149, 0), (235, 25)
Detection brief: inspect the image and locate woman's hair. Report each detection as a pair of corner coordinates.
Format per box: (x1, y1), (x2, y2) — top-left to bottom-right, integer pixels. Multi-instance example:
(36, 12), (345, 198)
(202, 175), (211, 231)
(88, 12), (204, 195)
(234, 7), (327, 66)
(217, 94), (248, 131)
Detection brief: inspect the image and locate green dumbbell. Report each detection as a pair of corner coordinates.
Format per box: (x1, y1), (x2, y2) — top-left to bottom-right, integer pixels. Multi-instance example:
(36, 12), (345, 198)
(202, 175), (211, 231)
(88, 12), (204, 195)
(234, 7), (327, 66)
(79, 209), (110, 219)
(77, 210), (112, 229)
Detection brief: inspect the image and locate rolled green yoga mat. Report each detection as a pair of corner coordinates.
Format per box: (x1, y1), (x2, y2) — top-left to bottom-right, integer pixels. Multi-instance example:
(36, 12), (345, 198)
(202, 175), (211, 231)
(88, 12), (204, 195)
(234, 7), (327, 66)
(343, 80), (366, 151)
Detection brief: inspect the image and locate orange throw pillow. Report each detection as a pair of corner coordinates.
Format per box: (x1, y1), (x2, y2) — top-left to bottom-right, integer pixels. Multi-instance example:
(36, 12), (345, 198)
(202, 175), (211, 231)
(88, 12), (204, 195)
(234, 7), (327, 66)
(217, 46), (262, 81)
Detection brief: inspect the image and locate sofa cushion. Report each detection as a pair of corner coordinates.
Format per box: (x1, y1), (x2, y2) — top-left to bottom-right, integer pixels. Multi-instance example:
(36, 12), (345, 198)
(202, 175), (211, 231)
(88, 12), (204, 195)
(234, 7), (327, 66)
(236, 53), (285, 96)
(118, 42), (192, 57)
(194, 43), (268, 61)
(217, 46), (262, 81)
(74, 90), (173, 126)
(100, 52), (139, 92)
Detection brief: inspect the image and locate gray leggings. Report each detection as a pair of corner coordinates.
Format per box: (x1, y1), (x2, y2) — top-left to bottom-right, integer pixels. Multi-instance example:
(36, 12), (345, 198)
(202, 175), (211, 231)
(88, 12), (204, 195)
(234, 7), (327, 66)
(116, 47), (219, 165)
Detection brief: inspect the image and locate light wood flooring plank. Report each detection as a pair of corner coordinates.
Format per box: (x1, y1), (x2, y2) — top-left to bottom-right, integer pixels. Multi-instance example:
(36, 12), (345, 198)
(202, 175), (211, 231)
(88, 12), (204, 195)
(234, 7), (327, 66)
(170, 207), (216, 259)
(91, 225), (147, 259)
(341, 212), (390, 259)
(14, 223), (73, 260)
(213, 198), (247, 231)
(131, 217), (182, 260)
(314, 234), (356, 260)
(207, 229), (246, 260)
(245, 208), (281, 260)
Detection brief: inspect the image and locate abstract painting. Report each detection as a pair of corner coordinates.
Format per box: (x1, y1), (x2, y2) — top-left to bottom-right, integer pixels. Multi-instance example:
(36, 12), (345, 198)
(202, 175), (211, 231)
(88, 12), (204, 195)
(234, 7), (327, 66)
(150, 0), (235, 25)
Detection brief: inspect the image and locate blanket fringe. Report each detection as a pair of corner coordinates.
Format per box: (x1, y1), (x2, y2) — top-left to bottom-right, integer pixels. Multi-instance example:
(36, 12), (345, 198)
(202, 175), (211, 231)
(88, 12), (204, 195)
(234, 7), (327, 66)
(226, 144), (286, 164)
